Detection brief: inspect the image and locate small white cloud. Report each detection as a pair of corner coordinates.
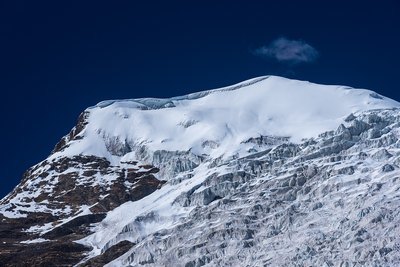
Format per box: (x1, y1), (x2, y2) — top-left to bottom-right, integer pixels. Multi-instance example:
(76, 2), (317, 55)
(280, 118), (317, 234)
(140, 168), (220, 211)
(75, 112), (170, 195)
(254, 37), (319, 64)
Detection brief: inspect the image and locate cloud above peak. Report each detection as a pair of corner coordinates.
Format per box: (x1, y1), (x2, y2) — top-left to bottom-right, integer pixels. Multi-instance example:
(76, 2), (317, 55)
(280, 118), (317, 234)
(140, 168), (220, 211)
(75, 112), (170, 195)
(254, 37), (319, 64)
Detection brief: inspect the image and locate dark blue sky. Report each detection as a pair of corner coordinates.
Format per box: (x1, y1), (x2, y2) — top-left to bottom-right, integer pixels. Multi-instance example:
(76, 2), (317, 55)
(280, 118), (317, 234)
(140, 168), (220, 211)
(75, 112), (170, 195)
(1, 0), (399, 198)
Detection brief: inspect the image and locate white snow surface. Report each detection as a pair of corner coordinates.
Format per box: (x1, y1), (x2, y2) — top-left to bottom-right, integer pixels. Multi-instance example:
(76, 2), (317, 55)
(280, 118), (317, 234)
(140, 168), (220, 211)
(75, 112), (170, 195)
(71, 76), (400, 265)
(79, 163), (226, 258)
(3, 76), (400, 266)
(51, 76), (399, 163)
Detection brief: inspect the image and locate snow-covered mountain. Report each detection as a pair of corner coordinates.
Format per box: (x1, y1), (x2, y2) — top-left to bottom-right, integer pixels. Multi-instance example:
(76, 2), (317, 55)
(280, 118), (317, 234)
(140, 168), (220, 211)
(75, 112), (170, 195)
(1, 76), (400, 266)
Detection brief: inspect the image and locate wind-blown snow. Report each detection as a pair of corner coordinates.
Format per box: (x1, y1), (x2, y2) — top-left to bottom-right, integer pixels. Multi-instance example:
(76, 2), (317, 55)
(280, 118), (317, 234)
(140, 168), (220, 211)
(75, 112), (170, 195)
(51, 76), (399, 163)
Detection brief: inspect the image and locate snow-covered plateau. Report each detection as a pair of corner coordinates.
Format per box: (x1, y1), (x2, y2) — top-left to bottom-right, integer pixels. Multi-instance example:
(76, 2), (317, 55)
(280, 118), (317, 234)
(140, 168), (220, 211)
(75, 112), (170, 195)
(1, 76), (400, 266)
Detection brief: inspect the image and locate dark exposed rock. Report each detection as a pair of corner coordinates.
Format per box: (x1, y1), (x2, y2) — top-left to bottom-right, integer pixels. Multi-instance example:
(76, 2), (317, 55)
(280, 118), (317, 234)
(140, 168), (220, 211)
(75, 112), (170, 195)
(0, 212), (92, 266)
(53, 111), (90, 153)
(0, 240), (90, 267)
(43, 213), (106, 239)
(80, 241), (135, 267)
(242, 135), (290, 146)
(0, 151), (164, 266)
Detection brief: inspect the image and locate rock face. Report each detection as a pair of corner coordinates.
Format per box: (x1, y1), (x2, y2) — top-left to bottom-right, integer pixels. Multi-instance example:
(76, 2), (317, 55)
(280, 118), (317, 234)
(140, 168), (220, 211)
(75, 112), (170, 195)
(1, 76), (400, 266)
(0, 115), (165, 266)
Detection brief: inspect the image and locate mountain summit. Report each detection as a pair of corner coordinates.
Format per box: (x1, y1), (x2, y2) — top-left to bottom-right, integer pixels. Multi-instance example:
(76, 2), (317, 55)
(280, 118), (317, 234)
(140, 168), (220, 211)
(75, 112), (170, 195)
(53, 75), (399, 159)
(1, 76), (400, 266)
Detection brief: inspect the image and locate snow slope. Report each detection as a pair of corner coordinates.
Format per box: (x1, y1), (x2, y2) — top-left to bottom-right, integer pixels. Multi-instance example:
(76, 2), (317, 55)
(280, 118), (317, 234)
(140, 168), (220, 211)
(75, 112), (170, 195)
(51, 75), (399, 163)
(2, 75), (400, 266)
(70, 76), (400, 265)
(82, 108), (400, 266)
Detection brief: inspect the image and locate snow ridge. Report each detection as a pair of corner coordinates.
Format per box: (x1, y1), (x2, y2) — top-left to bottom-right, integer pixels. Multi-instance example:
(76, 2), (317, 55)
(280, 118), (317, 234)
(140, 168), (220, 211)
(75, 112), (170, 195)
(52, 75), (399, 165)
(93, 76), (270, 109)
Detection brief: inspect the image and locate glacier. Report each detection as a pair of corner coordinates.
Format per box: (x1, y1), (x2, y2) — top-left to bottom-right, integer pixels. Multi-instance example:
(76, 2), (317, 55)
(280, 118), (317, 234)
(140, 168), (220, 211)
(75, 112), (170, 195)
(1, 75), (400, 266)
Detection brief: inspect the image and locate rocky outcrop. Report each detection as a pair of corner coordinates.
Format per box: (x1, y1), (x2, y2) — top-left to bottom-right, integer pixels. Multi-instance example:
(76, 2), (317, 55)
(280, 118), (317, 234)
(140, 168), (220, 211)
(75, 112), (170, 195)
(53, 111), (90, 153)
(0, 236), (89, 267)
(0, 151), (165, 265)
(80, 241), (135, 267)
